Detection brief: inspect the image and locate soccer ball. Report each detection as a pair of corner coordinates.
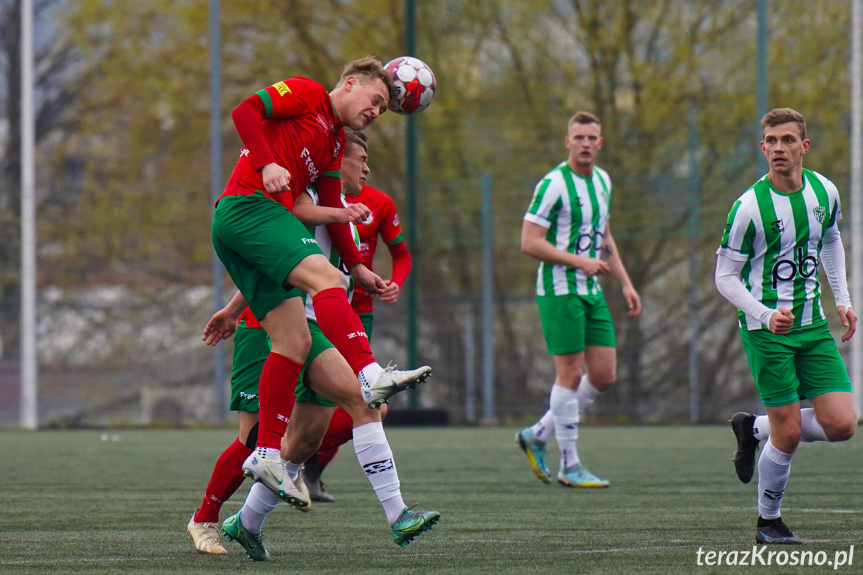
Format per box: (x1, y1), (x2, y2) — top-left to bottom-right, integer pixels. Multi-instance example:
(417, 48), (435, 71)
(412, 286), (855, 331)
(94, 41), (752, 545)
(383, 57), (436, 115)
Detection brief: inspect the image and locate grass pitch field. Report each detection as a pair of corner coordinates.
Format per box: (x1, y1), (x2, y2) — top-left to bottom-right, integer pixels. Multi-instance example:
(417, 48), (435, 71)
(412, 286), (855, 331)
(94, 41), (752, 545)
(1, 425), (861, 574)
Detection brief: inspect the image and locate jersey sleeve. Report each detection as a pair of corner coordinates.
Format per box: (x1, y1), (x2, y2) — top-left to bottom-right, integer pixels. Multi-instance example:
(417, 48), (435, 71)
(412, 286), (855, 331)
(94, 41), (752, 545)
(377, 194), (404, 245)
(524, 177), (561, 229)
(318, 174), (363, 269)
(716, 198), (755, 263)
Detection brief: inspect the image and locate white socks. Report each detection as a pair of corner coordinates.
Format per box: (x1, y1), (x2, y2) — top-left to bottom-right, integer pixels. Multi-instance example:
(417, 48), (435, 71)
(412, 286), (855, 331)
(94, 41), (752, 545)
(550, 385), (580, 469)
(533, 378), (602, 443)
(358, 363), (384, 386)
(240, 482), (280, 533)
(756, 439), (793, 519)
(751, 409), (828, 443)
(353, 422), (405, 525)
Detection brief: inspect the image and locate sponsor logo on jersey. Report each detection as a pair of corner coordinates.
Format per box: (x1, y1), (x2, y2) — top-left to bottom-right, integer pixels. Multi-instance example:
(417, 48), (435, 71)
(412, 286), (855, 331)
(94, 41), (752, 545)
(272, 81), (291, 96)
(314, 114), (331, 134)
(771, 247), (818, 289)
(393, 214), (399, 227)
(301, 237), (318, 245)
(575, 225), (604, 254)
(770, 219), (784, 234)
(240, 147), (250, 158)
(813, 205), (827, 224)
(300, 147), (320, 182)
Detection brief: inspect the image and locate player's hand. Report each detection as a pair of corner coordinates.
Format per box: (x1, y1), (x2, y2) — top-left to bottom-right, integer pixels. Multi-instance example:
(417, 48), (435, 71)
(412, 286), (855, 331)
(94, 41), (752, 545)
(350, 264), (386, 296)
(379, 280), (401, 304)
(337, 203), (371, 225)
(261, 163), (292, 194)
(622, 285), (642, 317)
(768, 307), (794, 335)
(838, 305), (856, 342)
(202, 308), (238, 346)
(576, 256), (609, 276)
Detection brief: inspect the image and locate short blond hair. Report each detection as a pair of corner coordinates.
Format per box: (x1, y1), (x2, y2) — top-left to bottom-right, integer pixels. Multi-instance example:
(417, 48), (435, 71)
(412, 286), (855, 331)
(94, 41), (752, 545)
(761, 108), (807, 140)
(336, 56), (396, 103)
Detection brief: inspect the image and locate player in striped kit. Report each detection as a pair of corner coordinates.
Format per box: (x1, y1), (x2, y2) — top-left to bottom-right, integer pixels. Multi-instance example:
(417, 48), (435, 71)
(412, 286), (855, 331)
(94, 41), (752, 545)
(516, 112), (641, 488)
(716, 108), (857, 545)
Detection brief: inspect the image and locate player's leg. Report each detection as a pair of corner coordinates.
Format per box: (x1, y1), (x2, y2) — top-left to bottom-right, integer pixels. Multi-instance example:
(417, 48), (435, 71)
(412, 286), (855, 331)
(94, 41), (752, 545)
(306, 346), (439, 545)
(305, 405), (355, 502)
(287, 256), (432, 409)
(739, 327), (803, 544)
(212, 192), (320, 503)
(189, 319), (268, 554)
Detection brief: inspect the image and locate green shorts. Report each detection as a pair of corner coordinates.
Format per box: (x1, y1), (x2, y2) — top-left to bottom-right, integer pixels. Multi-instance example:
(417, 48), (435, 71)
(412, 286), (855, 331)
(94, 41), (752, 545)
(228, 320), (336, 411)
(357, 313), (374, 342)
(537, 293), (616, 354)
(295, 321), (336, 407)
(228, 319), (267, 412)
(740, 322), (852, 407)
(212, 190), (321, 321)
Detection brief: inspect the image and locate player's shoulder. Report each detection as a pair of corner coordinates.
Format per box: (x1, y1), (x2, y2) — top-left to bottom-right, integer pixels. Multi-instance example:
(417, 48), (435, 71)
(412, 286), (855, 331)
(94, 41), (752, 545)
(593, 165), (611, 185)
(536, 162), (569, 187)
(804, 168), (839, 195)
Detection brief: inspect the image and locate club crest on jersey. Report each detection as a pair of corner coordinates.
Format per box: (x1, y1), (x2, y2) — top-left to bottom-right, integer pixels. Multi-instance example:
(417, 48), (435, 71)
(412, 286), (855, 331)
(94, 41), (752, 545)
(770, 219), (784, 234)
(333, 141), (341, 158)
(813, 205), (827, 224)
(272, 81), (291, 96)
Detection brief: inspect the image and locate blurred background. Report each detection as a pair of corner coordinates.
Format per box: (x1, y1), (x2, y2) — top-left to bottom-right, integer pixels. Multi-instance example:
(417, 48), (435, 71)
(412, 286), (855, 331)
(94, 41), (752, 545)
(1, 0), (860, 428)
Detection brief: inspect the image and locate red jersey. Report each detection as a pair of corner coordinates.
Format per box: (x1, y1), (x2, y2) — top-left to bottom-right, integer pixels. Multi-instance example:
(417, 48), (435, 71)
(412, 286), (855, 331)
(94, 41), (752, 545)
(219, 76), (362, 269)
(345, 184), (411, 314)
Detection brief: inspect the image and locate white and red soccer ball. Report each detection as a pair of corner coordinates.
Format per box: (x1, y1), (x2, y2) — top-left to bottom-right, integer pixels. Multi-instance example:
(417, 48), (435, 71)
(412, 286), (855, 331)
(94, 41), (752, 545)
(384, 57), (436, 115)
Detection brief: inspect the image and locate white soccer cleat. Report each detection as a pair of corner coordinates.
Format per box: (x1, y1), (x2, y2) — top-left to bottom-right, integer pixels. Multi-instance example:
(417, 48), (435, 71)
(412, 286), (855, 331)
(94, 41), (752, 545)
(361, 363), (432, 410)
(242, 453), (309, 510)
(187, 512), (228, 555)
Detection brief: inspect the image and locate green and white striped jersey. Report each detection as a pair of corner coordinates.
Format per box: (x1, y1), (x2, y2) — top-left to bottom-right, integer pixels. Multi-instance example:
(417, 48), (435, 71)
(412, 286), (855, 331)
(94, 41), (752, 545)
(524, 162), (612, 296)
(717, 168), (842, 331)
(302, 186), (360, 321)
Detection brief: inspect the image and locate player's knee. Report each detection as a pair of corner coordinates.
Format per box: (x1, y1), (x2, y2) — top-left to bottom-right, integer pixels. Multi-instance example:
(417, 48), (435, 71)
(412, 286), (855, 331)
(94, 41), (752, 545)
(589, 375), (616, 391)
(825, 418), (856, 442)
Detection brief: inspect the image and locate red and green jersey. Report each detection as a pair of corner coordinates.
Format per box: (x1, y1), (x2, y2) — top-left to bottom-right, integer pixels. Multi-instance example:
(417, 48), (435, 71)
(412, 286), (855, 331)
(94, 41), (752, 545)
(220, 77), (346, 212)
(345, 184), (410, 314)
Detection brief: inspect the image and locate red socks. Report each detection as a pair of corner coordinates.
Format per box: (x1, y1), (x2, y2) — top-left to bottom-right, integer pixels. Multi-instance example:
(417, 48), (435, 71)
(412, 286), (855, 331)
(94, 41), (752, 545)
(195, 438), (252, 523)
(257, 351), (303, 449)
(312, 288), (375, 375)
(318, 407), (354, 453)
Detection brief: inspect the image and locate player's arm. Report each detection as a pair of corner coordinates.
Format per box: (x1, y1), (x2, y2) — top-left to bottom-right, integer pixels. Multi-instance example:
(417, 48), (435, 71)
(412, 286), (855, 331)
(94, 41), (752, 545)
(202, 290), (248, 346)
(379, 240), (412, 304)
(317, 175), (386, 294)
(602, 223), (641, 317)
(820, 224), (856, 341)
(714, 253), (793, 334)
(293, 191), (371, 226)
(520, 219), (609, 276)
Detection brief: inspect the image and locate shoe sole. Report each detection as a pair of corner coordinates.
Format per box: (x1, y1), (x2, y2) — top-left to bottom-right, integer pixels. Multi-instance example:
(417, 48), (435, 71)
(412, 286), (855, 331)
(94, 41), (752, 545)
(557, 478), (610, 488)
(365, 368), (432, 410)
(729, 413), (758, 484)
(393, 514), (441, 547)
(242, 469), (310, 510)
(515, 432), (551, 484)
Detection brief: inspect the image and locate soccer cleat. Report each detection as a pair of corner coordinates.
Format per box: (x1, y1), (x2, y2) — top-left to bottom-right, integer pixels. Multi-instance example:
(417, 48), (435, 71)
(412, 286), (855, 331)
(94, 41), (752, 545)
(515, 427), (551, 484)
(303, 456), (335, 503)
(390, 505), (441, 547)
(242, 452), (309, 510)
(557, 463), (610, 488)
(187, 511), (227, 555)
(221, 512), (269, 561)
(293, 467), (312, 512)
(756, 517), (803, 545)
(362, 363), (432, 410)
(729, 412), (760, 484)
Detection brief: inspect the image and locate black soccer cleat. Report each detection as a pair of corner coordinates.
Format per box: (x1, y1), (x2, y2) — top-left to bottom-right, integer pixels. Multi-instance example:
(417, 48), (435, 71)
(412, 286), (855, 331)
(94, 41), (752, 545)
(756, 517), (803, 545)
(729, 412), (760, 484)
